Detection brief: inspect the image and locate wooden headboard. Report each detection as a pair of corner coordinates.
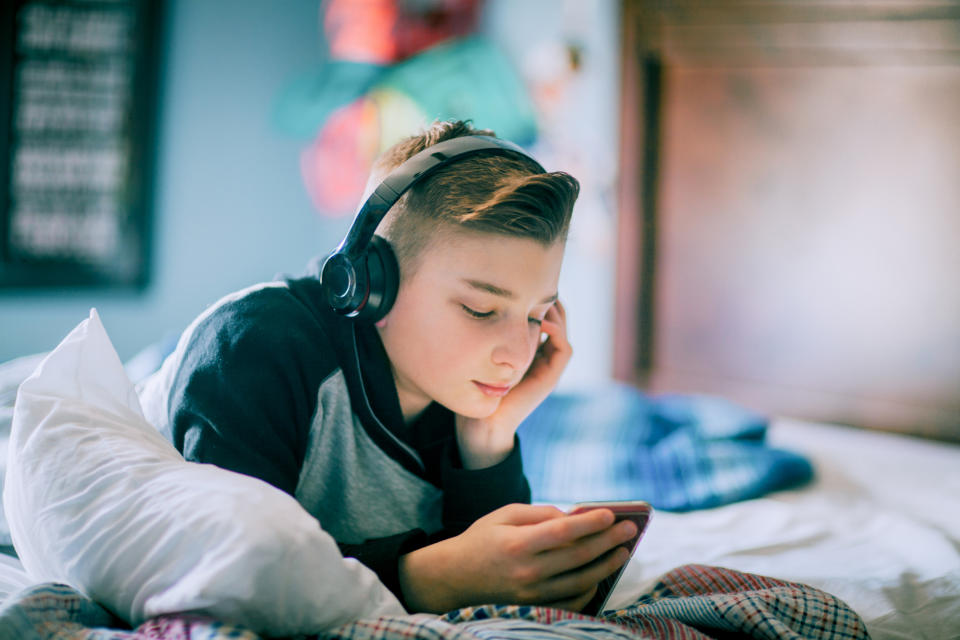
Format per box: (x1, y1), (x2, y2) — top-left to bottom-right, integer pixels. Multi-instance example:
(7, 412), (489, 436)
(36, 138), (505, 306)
(614, 0), (960, 441)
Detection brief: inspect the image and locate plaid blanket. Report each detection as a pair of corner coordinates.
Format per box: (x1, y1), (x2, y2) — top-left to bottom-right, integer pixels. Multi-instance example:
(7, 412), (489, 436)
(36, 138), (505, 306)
(517, 385), (814, 510)
(0, 564), (869, 640)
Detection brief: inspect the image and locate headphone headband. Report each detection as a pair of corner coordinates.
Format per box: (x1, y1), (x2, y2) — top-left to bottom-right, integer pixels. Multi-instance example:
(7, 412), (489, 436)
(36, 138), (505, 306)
(336, 135), (544, 261)
(322, 135), (544, 322)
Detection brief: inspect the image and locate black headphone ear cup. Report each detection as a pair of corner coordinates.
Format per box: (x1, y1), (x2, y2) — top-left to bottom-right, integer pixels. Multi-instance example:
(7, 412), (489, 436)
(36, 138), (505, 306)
(320, 251), (361, 316)
(355, 235), (399, 323)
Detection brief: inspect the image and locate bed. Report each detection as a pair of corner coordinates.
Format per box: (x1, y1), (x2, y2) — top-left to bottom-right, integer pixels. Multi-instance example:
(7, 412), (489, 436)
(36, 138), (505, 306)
(609, 417), (960, 639)
(0, 319), (958, 639)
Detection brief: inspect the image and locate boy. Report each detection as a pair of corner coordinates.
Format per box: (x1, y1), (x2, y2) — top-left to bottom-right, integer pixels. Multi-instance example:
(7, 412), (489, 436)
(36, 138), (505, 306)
(139, 120), (636, 613)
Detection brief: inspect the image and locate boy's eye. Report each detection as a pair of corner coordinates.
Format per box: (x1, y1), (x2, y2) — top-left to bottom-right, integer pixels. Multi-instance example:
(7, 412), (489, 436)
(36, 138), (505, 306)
(461, 304), (494, 319)
(460, 304), (545, 326)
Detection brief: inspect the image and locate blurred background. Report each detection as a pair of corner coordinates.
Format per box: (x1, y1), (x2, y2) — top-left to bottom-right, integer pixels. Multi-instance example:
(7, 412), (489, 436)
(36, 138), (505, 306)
(0, 0), (957, 440)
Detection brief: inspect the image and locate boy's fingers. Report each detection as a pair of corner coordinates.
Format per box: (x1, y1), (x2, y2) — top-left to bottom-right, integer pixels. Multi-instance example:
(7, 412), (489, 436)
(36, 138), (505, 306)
(536, 546), (630, 603)
(540, 318), (560, 336)
(526, 509), (615, 553)
(494, 503), (566, 526)
(543, 309), (565, 334)
(551, 299), (567, 323)
(538, 320), (566, 348)
(536, 519), (636, 575)
(548, 327), (573, 353)
(542, 310), (569, 338)
(537, 320), (571, 364)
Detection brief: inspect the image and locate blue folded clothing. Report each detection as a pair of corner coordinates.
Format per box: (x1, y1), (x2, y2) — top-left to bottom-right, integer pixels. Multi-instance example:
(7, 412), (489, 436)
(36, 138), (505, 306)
(517, 384), (814, 511)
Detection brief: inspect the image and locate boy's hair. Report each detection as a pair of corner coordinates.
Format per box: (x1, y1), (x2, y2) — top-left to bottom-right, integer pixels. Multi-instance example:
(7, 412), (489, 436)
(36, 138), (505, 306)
(372, 120), (580, 277)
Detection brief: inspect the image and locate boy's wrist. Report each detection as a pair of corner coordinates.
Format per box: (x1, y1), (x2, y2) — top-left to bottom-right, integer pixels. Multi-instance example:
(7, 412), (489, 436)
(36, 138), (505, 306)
(454, 416), (516, 469)
(398, 542), (462, 613)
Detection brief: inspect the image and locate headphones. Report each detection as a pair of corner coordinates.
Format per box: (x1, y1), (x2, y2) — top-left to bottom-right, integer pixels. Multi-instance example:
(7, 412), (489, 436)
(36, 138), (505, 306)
(320, 135), (545, 323)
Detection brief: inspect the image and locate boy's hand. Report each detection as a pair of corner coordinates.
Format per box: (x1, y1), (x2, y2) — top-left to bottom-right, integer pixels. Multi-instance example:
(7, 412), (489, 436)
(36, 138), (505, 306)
(398, 503), (636, 613)
(456, 300), (572, 469)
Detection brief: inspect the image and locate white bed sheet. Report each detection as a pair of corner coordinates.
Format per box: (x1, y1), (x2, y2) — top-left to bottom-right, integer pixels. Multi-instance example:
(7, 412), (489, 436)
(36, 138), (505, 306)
(608, 417), (960, 640)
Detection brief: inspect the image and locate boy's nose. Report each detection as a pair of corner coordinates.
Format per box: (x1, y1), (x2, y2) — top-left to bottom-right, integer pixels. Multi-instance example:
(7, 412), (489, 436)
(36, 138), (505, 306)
(491, 321), (537, 371)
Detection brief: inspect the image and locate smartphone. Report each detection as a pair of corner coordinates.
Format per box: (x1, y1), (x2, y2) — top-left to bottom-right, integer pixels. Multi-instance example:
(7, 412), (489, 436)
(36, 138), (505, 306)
(568, 500), (653, 616)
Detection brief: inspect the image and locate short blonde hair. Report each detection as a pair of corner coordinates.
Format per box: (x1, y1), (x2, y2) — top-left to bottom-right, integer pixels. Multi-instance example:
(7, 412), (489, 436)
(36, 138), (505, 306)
(373, 120), (579, 277)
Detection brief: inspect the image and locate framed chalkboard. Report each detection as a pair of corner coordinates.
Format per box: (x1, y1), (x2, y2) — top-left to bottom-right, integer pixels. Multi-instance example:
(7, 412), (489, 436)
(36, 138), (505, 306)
(0, 0), (163, 290)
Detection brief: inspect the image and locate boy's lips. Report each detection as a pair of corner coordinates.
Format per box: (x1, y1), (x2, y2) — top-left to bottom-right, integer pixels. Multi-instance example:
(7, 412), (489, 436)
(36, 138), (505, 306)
(473, 381), (512, 397)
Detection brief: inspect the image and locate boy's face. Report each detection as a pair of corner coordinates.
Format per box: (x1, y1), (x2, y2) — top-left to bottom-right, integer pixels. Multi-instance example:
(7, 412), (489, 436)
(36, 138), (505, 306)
(376, 230), (565, 423)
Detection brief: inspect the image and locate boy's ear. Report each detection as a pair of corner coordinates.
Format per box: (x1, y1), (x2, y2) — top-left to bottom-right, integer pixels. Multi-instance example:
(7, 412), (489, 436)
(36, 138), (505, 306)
(375, 318), (387, 328)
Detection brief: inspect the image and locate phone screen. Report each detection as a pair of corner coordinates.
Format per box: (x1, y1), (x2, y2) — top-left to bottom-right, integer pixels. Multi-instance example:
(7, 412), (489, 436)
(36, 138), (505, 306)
(569, 501), (653, 616)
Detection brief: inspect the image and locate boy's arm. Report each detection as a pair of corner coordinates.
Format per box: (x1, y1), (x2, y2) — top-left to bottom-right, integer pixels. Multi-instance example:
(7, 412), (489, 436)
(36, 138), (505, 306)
(440, 435), (531, 533)
(166, 290), (331, 496)
(336, 531), (426, 603)
(333, 441), (529, 607)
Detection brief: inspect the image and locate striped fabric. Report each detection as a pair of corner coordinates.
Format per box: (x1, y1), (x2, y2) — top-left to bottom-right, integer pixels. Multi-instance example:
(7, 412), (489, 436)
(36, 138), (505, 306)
(0, 564), (869, 639)
(517, 384), (814, 510)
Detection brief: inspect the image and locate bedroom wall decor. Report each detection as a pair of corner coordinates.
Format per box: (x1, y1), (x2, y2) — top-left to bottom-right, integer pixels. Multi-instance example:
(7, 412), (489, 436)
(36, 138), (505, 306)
(0, 0), (163, 289)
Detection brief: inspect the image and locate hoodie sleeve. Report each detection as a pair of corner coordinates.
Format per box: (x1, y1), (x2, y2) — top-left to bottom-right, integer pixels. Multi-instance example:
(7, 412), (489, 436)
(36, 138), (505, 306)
(165, 285), (336, 497)
(439, 435), (532, 534)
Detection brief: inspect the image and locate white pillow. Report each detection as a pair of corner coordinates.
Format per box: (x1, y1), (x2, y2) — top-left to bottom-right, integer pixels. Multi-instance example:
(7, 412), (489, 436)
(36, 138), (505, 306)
(3, 309), (405, 635)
